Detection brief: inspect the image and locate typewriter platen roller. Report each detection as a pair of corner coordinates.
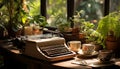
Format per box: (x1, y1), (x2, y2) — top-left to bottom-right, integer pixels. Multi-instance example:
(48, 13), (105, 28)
(23, 36), (75, 62)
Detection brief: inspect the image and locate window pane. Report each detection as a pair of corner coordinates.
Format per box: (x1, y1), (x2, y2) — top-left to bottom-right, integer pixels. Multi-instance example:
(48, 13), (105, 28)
(109, 0), (120, 12)
(28, 0), (41, 16)
(74, 0), (104, 27)
(47, 0), (67, 27)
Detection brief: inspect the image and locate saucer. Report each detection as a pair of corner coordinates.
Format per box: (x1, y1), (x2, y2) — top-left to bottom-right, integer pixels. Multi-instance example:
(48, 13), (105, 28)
(77, 50), (98, 59)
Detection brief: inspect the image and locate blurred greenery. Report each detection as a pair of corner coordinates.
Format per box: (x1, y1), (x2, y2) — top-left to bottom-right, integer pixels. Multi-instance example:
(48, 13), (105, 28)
(0, 0), (103, 27)
(0, 0), (30, 37)
(47, 0), (67, 27)
(109, 0), (120, 12)
(47, 0), (66, 16)
(27, 0), (40, 16)
(75, 0), (103, 21)
(29, 15), (48, 28)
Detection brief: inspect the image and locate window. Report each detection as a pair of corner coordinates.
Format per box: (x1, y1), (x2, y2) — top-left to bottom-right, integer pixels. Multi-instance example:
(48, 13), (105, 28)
(42, 0), (105, 28)
(109, 0), (120, 12)
(28, 0), (41, 16)
(74, 0), (104, 27)
(30, 0), (109, 28)
(46, 0), (67, 27)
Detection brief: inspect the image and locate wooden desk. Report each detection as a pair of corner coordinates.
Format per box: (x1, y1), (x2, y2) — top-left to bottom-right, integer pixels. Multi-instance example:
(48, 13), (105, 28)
(0, 42), (120, 69)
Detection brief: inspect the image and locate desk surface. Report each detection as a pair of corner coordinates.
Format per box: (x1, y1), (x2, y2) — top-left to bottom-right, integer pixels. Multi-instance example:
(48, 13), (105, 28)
(0, 42), (120, 69)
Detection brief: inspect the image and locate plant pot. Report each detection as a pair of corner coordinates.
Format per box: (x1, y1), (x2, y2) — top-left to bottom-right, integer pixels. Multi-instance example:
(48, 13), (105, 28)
(106, 40), (118, 50)
(105, 35), (120, 58)
(105, 35), (118, 50)
(79, 33), (86, 44)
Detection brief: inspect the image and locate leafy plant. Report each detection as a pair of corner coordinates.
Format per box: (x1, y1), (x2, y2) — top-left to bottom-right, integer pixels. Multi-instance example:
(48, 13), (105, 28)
(81, 21), (95, 35)
(81, 21), (101, 43)
(57, 22), (71, 32)
(29, 15), (48, 28)
(72, 12), (103, 46)
(95, 11), (120, 49)
(97, 11), (120, 40)
(0, 0), (29, 37)
(72, 11), (85, 29)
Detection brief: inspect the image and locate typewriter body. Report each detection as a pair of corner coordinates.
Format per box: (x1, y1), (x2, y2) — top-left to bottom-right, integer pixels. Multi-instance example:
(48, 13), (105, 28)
(23, 35), (75, 62)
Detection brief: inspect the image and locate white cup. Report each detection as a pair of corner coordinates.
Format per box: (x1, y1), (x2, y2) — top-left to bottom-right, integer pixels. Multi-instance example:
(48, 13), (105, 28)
(68, 41), (81, 52)
(82, 44), (95, 55)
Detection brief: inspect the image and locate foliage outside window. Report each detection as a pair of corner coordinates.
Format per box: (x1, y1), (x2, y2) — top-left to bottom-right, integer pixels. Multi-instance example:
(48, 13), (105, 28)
(109, 0), (120, 12)
(27, 0), (40, 16)
(46, 0), (67, 27)
(74, 0), (104, 28)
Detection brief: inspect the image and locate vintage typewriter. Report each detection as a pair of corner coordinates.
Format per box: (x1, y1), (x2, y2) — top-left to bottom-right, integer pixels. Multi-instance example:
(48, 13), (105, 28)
(23, 35), (75, 62)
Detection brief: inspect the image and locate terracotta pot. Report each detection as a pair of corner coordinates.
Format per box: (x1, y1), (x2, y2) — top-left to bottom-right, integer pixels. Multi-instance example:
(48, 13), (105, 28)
(79, 33), (85, 39)
(106, 35), (117, 41)
(106, 40), (118, 50)
(79, 33), (86, 44)
(105, 35), (120, 58)
(72, 27), (79, 34)
(105, 35), (118, 50)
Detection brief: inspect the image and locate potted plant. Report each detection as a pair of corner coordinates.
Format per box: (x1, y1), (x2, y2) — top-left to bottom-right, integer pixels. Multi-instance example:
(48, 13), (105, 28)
(78, 20), (103, 51)
(72, 11), (104, 50)
(29, 15), (48, 29)
(26, 15), (48, 35)
(71, 12), (96, 44)
(97, 11), (120, 57)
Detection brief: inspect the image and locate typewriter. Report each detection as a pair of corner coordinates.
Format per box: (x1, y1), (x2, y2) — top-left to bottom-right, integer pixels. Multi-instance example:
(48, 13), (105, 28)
(23, 35), (75, 62)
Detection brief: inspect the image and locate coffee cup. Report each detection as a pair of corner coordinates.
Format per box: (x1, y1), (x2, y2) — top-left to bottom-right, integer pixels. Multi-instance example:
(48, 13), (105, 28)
(98, 50), (113, 62)
(68, 41), (81, 52)
(82, 44), (95, 55)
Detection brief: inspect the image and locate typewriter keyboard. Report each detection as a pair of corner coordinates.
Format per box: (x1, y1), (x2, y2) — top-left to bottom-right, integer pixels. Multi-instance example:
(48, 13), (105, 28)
(40, 45), (73, 57)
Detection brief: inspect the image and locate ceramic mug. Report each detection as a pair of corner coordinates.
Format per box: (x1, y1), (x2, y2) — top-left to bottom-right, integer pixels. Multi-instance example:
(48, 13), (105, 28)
(68, 41), (81, 52)
(82, 44), (95, 55)
(98, 50), (113, 62)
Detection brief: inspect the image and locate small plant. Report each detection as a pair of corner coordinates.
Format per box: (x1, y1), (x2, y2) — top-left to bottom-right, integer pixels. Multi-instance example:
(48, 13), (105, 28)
(29, 15), (48, 28)
(72, 11), (86, 30)
(81, 21), (95, 35)
(87, 30), (104, 45)
(72, 11), (95, 34)
(81, 20), (103, 46)
(72, 11), (103, 45)
(72, 12), (104, 47)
